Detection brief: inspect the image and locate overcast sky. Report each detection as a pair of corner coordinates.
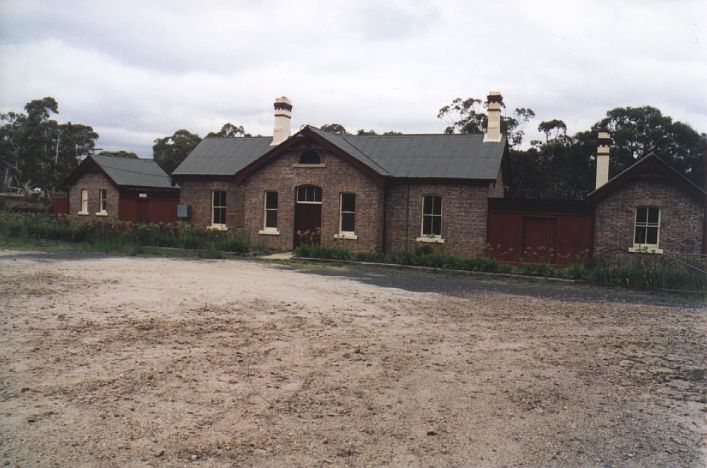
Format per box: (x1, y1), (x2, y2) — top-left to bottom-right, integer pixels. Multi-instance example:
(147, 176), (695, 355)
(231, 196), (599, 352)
(1, 0), (705, 157)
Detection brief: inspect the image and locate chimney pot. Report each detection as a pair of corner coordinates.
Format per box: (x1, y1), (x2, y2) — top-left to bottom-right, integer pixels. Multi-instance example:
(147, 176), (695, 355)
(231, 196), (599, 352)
(484, 91), (503, 142)
(595, 132), (612, 189)
(271, 96), (292, 146)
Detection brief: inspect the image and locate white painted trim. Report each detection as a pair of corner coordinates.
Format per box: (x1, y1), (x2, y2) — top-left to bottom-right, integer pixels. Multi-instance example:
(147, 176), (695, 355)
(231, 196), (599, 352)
(292, 163), (326, 168)
(77, 211), (89, 216)
(263, 191), (278, 231)
(334, 232), (357, 240)
(259, 228), (280, 236)
(95, 211), (108, 217)
(629, 246), (663, 254)
(420, 195), (443, 237)
(416, 236), (445, 244)
(208, 224), (227, 231)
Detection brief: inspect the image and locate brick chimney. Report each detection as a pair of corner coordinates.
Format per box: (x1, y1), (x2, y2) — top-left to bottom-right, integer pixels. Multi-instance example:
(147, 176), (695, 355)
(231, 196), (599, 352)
(595, 132), (612, 189)
(271, 96), (292, 146)
(483, 91), (503, 142)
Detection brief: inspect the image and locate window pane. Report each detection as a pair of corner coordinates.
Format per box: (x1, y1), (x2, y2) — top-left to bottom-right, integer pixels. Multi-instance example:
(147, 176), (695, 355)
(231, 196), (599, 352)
(266, 192), (278, 209)
(341, 212), (355, 232)
(634, 226), (647, 244)
(422, 215), (432, 235)
(647, 207), (659, 224)
(423, 196), (432, 214)
(341, 193), (355, 212)
(636, 207), (647, 223)
(432, 216), (442, 235)
(266, 210), (277, 228)
(297, 187), (305, 201)
(214, 207), (226, 224)
(312, 186), (322, 201)
(433, 196), (442, 215)
(213, 190), (226, 207)
(646, 227), (658, 244)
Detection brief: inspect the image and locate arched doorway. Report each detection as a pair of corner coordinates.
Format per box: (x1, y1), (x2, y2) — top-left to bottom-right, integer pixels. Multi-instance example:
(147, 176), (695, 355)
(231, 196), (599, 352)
(294, 185), (322, 247)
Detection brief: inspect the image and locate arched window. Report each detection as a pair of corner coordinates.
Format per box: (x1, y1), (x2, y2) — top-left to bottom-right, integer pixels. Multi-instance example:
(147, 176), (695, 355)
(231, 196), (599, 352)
(299, 149), (320, 165)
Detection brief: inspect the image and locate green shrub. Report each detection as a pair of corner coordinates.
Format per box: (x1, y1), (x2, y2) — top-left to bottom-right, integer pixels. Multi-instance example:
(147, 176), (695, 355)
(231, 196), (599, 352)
(0, 213), (254, 255)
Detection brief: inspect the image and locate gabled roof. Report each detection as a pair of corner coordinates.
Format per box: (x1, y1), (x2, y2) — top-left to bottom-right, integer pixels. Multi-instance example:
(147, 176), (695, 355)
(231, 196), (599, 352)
(65, 155), (175, 189)
(172, 137), (272, 176)
(586, 153), (706, 204)
(174, 126), (507, 181)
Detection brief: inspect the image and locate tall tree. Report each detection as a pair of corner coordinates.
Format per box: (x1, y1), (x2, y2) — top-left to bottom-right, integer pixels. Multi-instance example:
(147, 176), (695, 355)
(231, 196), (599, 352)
(320, 123), (347, 135)
(437, 97), (535, 147)
(0, 97), (97, 197)
(207, 123), (249, 138)
(590, 106), (704, 185)
(98, 150), (139, 159)
(153, 129), (201, 174)
(537, 119), (567, 143)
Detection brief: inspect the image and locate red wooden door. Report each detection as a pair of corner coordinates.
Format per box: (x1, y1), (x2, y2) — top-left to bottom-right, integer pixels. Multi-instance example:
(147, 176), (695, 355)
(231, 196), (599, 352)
(137, 199), (149, 223)
(522, 217), (556, 264)
(294, 204), (321, 246)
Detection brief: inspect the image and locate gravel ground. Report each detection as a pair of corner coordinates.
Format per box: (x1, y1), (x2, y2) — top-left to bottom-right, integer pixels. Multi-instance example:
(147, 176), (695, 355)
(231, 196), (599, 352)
(0, 250), (705, 467)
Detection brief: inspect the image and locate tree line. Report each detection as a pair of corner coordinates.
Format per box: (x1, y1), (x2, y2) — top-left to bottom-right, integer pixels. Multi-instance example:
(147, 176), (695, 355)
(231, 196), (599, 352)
(1, 96), (703, 201)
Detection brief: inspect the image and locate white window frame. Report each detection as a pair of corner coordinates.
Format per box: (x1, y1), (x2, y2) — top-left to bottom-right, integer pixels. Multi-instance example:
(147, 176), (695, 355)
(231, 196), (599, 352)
(78, 189), (88, 215)
(96, 189), (108, 216)
(417, 195), (444, 243)
(210, 190), (227, 230)
(334, 192), (357, 240)
(259, 191), (280, 235)
(629, 206), (663, 254)
(296, 185), (322, 204)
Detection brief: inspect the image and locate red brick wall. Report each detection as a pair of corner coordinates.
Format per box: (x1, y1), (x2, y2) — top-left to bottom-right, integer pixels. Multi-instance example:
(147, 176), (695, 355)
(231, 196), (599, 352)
(179, 179), (244, 229)
(384, 181), (491, 258)
(240, 145), (385, 253)
(593, 179), (704, 261)
(68, 173), (120, 221)
(489, 168), (505, 198)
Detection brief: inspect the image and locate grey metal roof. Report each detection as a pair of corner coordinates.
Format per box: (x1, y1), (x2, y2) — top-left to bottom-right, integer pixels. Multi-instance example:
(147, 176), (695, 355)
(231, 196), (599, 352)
(172, 129), (505, 180)
(172, 137), (272, 176)
(91, 155), (174, 188)
(340, 133), (505, 179)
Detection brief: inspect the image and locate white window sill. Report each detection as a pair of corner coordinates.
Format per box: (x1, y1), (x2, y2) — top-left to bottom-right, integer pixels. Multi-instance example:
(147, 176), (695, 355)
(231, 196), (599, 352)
(416, 236), (444, 244)
(628, 246), (663, 254)
(208, 224), (228, 231)
(292, 163), (326, 168)
(77, 211), (89, 216)
(95, 211), (108, 217)
(259, 229), (280, 236)
(334, 232), (357, 240)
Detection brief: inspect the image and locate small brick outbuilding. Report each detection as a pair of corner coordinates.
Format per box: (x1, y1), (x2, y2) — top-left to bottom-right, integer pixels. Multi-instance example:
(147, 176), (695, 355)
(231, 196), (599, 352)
(587, 153), (706, 262)
(63, 155), (180, 223)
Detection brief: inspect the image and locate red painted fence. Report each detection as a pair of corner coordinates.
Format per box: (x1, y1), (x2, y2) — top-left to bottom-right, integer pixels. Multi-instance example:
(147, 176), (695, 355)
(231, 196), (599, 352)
(487, 199), (593, 266)
(52, 197), (69, 215)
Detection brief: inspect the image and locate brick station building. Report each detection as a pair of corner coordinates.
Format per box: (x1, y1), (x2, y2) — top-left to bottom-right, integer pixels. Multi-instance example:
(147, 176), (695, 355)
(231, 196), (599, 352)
(172, 95), (507, 256)
(173, 96), (705, 262)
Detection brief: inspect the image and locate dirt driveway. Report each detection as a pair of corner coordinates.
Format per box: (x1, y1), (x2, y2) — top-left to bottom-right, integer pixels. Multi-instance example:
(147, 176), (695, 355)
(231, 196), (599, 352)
(0, 250), (705, 467)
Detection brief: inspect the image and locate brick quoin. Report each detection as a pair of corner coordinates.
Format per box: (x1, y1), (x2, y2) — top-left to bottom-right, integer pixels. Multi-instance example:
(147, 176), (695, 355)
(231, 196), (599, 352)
(593, 179), (704, 262)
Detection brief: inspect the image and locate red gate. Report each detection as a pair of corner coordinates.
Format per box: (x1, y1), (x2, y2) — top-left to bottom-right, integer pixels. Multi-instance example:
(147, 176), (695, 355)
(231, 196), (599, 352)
(487, 199), (593, 266)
